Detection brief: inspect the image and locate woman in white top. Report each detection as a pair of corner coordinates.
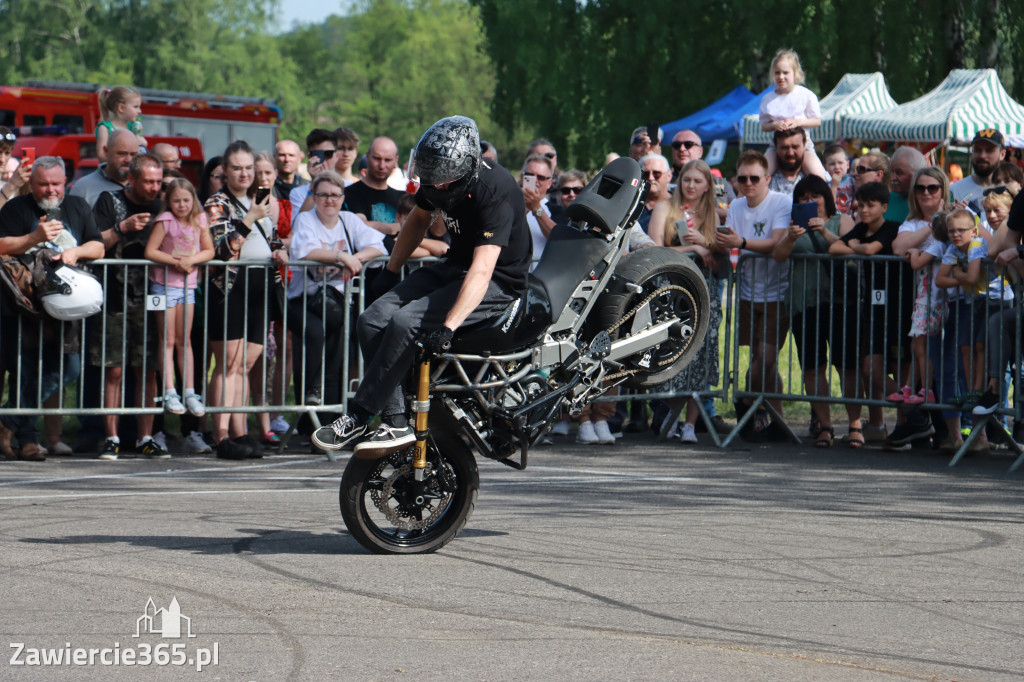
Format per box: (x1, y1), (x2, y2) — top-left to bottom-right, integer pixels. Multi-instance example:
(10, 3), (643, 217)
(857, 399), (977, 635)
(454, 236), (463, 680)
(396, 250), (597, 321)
(287, 171), (386, 423)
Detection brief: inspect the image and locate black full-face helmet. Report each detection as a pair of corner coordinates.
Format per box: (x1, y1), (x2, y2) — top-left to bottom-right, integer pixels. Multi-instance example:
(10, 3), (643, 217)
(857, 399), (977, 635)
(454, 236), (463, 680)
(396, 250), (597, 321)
(414, 115), (481, 211)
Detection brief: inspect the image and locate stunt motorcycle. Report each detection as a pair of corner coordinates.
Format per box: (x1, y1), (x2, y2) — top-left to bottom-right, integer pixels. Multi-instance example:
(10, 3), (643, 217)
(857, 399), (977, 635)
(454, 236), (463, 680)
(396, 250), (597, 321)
(339, 157), (711, 554)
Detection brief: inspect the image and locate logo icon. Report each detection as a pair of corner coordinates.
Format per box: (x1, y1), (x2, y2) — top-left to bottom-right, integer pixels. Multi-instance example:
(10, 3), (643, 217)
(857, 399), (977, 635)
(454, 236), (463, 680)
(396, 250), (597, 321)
(134, 597), (196, 639)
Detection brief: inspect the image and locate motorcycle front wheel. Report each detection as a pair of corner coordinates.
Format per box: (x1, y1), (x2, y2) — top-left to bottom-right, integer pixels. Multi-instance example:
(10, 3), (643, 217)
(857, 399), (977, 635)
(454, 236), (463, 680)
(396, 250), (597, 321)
(339, 428), (479, 554)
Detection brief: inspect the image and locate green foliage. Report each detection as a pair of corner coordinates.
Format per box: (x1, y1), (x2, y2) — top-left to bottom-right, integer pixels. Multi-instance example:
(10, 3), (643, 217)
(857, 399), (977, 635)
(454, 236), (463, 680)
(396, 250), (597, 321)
(0, 0), (1021, 171)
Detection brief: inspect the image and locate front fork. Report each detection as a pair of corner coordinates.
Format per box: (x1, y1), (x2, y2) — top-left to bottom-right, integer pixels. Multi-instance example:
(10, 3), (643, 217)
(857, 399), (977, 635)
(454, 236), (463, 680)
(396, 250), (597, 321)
(412, 354), (431, 481)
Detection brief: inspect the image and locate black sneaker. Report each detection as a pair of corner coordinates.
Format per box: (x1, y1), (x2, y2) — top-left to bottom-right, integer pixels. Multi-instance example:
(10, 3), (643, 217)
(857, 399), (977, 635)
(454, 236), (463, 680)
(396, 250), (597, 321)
(305, 389), (322, 406)
(233, 435), (264, 459)
(216, 437), (251, 460)
(353, 424), (416, 460)
(887, 418), (935, 447)
(710, 415), (731, 435)
(98, 438), (120, 461)
(138, 437), (171, 459)
(972, 389), (1000, 416)
(312, 414), (368, 451)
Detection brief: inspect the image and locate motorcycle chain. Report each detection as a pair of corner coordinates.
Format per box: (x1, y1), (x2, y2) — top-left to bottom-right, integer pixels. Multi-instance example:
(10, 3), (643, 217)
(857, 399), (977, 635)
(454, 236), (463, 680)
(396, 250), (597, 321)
(602, 284), (698, 381)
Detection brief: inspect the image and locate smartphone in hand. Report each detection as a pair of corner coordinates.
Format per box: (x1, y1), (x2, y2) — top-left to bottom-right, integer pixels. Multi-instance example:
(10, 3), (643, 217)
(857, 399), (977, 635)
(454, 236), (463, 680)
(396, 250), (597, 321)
(254, 186), (270, 204)
(21, 147), (35, 170)
(792, 202), (818, 230)
(522, 175), (537, 192)
(674, 218), (689, 238)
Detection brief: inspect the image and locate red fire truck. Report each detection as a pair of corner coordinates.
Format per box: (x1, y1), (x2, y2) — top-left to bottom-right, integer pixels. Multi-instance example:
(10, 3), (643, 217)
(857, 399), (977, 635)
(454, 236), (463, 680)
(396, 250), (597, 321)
(0, 81), (280, 160)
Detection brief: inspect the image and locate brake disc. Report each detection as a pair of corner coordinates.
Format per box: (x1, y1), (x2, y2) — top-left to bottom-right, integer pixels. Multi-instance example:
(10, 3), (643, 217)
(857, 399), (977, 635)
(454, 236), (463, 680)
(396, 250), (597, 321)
(370, 460), (451, 530)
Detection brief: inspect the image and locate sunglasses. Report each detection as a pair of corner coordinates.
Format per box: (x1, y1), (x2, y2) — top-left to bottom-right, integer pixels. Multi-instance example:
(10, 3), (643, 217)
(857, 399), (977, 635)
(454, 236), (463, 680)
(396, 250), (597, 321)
(631, 136), (647, 145)
(736, 175), (762, 184)
(641, 170), (665, 181)
(855, 165), (879, 174)
(983, 185), (1010, 196)
(542, 152), (556, 159)
(671, 140), (700, 150)
(523, 172), (551, 182)
(1, 133), (15, 142)
(559, 186), (584, 196)
(948, 228), (975, 235)
(914, 184), (942, 195)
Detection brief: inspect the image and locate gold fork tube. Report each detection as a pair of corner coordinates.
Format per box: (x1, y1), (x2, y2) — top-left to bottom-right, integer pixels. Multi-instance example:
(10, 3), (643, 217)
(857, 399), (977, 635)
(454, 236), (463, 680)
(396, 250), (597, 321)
(413, 357), (431, 470)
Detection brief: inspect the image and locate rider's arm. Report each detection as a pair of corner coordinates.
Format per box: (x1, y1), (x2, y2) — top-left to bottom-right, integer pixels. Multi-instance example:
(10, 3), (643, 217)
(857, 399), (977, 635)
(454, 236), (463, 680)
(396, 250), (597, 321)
(384, 206), (431, 273)
(444, 244), (501, 331)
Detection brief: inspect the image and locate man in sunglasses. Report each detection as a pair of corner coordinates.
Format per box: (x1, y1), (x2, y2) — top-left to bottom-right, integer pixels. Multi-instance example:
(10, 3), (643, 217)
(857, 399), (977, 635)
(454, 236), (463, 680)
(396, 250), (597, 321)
(715, 150), (793, 439)
(289, 128), (339, 223)
(951, 128), (1007, 223)
(669, 129), (735, 222)
(638, 154), (671, 233)
(520, 153), (555, 264)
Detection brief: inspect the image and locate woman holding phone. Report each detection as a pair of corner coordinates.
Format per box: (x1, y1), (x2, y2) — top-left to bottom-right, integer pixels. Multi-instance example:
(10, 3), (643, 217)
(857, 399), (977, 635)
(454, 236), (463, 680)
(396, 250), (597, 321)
(771, 174), (855, 447)
(204, 140), (289, 460)
(647, 159), (725, 443)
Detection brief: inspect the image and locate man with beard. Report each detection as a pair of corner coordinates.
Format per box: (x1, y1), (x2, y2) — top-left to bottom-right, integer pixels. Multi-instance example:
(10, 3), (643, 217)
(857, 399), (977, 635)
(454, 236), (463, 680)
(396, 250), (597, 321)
(768, 128), (828, 195)
(0, 157), (104, 460)
(70, 129), (140, 206)
(951, 128), (1007, 221)
(90, 153), (167, 460)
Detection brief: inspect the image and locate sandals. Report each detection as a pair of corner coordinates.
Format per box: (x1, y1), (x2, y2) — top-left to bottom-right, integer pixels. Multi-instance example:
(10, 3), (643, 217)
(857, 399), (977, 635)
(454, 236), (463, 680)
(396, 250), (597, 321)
(846, 426), (864, 449)
(815, 426), (834, 448)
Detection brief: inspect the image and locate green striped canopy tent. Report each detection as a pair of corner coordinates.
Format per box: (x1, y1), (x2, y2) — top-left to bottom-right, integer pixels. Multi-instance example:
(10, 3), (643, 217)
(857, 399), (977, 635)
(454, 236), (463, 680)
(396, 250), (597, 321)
(842, 69), (1024, 143)
(742, 72), (898, 145)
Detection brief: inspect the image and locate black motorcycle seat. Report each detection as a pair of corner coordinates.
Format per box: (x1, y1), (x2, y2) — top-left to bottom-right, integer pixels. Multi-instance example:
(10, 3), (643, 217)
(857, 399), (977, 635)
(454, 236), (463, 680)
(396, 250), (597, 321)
(564, 156), (644, 234)
(448, 276), (548, 354)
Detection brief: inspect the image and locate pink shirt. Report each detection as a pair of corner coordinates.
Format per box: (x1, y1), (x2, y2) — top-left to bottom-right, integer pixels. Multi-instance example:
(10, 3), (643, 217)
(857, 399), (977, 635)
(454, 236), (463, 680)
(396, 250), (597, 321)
(149, 211), (206, 289)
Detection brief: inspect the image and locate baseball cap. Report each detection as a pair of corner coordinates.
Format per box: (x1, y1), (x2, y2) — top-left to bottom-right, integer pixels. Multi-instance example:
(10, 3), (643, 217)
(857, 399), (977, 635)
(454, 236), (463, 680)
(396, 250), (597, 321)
(972, 128), (1005, 147)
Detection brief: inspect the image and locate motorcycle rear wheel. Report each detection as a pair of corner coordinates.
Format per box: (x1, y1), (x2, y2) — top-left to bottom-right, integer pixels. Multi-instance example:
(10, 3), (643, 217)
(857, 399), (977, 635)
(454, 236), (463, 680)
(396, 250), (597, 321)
(596, 248), (711, 388)
(339, 428), (479, 554)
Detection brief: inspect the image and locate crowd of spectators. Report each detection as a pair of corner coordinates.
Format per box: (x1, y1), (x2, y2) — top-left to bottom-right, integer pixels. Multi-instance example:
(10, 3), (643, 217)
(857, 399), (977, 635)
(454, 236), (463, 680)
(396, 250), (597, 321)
(3, 97), (1024, 462)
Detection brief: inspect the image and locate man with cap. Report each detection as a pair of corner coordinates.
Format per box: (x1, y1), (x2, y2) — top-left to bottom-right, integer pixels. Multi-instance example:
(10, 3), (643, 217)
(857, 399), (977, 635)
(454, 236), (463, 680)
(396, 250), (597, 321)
(951, 128), (1007, 218)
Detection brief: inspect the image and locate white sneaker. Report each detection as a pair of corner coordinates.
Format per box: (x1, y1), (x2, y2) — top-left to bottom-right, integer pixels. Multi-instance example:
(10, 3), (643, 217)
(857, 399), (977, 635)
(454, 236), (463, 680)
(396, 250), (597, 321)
(270, 416), (290, 433)
(576, 421), (600, 444)
(183, 430), (213, 454)
(184, 393), (205, 417)
(679, 423), (698, 443)
(162, 391), (185, 415)
(550, 420), (570, 437)
(49, 441), (73, 455)
(592, 420), (616, 444)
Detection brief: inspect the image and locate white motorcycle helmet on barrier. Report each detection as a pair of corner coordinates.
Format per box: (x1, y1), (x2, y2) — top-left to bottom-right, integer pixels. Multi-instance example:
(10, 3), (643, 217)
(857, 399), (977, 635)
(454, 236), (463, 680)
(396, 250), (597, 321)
(38, 262), (103, 321)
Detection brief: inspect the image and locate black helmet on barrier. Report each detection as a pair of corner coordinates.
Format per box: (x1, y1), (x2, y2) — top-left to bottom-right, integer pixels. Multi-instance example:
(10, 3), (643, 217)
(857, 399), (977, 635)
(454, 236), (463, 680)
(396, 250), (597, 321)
(414, 115), (481, 211)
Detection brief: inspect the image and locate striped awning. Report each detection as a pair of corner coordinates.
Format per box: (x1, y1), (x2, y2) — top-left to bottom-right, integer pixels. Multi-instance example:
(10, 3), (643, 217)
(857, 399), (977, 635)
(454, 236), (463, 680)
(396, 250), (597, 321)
(842, 69), (1024, 143)
(742, 72), (898, 145)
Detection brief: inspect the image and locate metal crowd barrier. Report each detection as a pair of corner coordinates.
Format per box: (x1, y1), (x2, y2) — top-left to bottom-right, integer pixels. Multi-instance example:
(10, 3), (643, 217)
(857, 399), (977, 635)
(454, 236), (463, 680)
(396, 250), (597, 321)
(1, 252), (1021, 470)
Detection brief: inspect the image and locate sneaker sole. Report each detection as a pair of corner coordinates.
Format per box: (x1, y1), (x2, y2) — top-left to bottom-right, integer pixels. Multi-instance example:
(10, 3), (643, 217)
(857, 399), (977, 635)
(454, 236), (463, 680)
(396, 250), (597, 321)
(972, 404), (1000, 416)
(311, 432), (345, 451)
(97, 454), (119, 461)
(890, 424), (936, 446)
(353, 433), (417, 460)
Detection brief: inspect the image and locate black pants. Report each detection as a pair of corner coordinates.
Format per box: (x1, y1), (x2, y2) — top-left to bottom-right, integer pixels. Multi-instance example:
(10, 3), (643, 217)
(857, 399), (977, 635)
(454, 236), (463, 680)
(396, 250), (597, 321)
(287, 289), (351, 406)
(354, 263), (514, 418)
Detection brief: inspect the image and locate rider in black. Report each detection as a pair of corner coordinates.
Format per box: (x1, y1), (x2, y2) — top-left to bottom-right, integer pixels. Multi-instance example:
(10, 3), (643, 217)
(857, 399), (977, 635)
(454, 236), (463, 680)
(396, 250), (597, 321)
(312, 115), (532, 458)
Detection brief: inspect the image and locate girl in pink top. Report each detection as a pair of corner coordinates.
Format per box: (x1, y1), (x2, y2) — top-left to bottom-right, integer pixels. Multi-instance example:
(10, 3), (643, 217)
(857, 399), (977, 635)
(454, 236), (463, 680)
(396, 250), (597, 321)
(145, 178), (215, 416)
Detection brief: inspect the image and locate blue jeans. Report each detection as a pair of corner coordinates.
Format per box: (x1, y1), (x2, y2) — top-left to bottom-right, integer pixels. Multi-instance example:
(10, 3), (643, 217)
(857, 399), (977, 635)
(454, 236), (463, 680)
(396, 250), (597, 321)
(2, 341), (80, 446)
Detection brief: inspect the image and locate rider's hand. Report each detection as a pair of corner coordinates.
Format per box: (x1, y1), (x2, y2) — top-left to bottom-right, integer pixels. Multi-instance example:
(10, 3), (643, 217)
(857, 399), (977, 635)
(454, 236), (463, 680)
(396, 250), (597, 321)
(371, 267), (400, 299)
(423, 326), (454, 356)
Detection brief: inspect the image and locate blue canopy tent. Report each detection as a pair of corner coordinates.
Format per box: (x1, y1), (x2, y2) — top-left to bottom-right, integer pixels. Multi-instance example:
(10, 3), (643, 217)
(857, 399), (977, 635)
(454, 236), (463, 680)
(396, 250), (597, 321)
(661, 85), (761, 143)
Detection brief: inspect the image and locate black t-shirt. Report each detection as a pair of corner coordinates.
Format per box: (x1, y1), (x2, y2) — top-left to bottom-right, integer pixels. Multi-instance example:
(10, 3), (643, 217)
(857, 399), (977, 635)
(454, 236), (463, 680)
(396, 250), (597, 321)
(343, 181), (405, 225)
(93, 188), (162, 260)
(839, 219), (908, 297)
(0, 194), (101, 247)
(415, 160), (532, 293)
(1007, 191), (1024, 233)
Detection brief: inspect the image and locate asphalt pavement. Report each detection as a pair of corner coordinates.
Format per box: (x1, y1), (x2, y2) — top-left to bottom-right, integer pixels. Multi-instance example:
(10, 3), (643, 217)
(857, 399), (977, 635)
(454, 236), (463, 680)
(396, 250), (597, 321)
(1, 431), (1022, 681)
